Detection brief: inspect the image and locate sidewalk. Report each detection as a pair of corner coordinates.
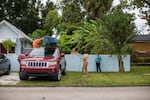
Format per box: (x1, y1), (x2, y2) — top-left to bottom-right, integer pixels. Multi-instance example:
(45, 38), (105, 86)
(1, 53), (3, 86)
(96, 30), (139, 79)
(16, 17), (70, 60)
(0, 72), (19, 85)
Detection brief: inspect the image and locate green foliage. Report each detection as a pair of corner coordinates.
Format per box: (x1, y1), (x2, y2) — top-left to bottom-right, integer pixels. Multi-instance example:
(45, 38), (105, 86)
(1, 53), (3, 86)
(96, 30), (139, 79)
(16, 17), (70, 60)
(133, 0), (149, 8)
(61, 22), (83, 35)
(100, 4), (136, 72)
(126, 0), (150, 26)
(59, 34), (73, 53)
(72, 20), (109, 54)
(29, 29), (46, 39)
(80, 0), (113, 19)
(0, 0), (43, 34)
(56, 18), (64, 36)
(61, 0), (85, 23)
(40, 0), (56, 26)
(60, 0), (113, 35)
(58, 0), (114, 53)
(2, 39), (16, 54)
(100, 9), (136, 55)
(60, 0), (85, 35)
(44, 10), (59, 36)
(72, 20), (97, 53)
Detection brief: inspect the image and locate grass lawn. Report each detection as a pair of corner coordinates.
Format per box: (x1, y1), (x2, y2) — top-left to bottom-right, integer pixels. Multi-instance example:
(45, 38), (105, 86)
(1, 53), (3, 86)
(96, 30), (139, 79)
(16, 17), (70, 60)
(16, 66), (150, 87)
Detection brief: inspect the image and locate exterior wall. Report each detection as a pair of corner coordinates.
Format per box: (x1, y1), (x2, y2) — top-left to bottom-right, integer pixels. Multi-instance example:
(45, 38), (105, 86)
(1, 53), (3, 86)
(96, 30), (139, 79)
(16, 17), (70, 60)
(0, 24), (32, 54)
(15, 38), (21, 54)
(131, 42), (150, 53)
(7, 54), (130, 72)
(66, 54), (130, 72)
(5, 54), (20, 71)
(0, 24), (18, 39)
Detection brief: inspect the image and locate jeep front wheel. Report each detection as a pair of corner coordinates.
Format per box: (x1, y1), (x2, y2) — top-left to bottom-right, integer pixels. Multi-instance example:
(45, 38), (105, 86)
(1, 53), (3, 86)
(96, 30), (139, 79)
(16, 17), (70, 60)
(19, 72), (28, 80)
(53, 68), (62, 81)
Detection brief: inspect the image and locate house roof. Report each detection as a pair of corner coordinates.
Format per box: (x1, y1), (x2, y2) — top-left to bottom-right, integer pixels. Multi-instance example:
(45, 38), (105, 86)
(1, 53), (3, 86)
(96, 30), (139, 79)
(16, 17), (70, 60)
(132, 34), (150, 42)
(0, 20), (32, 42)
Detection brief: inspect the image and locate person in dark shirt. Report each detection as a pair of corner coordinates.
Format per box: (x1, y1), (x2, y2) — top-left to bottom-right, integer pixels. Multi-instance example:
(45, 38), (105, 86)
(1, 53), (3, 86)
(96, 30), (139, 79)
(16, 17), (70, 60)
(95, 53), (102, 72)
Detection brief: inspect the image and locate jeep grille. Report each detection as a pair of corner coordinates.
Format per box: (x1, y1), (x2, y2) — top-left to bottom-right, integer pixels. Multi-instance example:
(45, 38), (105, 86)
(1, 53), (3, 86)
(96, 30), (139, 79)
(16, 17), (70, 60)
(27, 61), (48, 68)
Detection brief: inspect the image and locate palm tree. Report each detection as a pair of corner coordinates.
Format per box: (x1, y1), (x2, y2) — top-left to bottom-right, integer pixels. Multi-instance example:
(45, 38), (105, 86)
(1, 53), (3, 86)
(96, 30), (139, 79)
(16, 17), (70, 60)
(72, 20), (108, 53)
(100, 7), (136, 72)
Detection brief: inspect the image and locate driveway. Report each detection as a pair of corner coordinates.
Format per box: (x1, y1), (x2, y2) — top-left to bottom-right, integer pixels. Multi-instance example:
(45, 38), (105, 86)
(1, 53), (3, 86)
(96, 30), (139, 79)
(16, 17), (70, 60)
(0, 72), (20, 85)
(0, 87), (150, 100)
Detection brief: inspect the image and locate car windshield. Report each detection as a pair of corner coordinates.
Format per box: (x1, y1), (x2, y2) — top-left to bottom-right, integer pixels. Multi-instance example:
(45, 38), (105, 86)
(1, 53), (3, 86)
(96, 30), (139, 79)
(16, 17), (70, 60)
(29, 47), (56, 56)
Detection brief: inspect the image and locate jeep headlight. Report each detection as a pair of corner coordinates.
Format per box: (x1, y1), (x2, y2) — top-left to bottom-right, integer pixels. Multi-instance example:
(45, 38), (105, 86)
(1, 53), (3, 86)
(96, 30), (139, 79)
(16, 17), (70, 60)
(21, 60), (26, 65)
(48, 62), (57, 66)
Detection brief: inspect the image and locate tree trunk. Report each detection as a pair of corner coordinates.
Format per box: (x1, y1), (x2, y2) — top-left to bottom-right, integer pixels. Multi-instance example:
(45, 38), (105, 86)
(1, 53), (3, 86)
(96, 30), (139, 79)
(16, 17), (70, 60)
(118, 55), (124, 72)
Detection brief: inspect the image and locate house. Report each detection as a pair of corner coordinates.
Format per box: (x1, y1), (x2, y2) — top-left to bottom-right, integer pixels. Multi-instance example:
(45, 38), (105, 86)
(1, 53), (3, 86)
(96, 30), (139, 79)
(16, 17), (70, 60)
(0, 20), (32, 54)
(131, 34), (150, 65)
(0, 20), (33, 71)
(131, 34), (150, 53)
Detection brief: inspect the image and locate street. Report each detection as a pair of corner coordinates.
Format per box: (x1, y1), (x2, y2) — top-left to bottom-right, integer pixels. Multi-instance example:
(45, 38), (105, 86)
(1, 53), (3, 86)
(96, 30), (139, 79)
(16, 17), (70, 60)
(0, 87), (150, 100)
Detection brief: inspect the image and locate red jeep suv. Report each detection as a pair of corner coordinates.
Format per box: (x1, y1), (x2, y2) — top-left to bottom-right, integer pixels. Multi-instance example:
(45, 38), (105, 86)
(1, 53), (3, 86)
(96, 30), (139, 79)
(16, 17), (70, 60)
(18, 37), (66, 81)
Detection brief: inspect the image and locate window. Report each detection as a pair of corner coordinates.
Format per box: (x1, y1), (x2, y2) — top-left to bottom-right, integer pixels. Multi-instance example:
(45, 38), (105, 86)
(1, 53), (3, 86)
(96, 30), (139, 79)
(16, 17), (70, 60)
(44, 47), (55, 56)
(9, 47), (15, 53)
(0, 44), (15, 54)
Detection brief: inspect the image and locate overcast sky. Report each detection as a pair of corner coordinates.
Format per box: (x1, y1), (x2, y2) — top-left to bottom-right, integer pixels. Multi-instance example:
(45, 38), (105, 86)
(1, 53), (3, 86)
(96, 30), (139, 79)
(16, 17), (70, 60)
(42, 0), (150, 34)
(113, 0), (150, 34)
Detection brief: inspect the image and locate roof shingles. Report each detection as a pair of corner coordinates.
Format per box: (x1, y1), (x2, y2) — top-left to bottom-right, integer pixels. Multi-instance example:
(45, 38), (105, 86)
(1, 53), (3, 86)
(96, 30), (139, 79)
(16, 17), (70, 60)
(132, 34), (150, 42)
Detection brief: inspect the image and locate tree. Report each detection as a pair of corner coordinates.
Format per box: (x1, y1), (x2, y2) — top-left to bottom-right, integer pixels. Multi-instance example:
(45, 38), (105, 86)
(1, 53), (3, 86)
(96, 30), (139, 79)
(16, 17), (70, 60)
(19, 0), (42, 34)
(132, 0), (150, 26)
(0, 0), (43, 34)
(40, 0), (56, 27)
(0, 0), (5, 21)
(60, 0), (85, 35)
(100, 6), (136, 72)
(43, 9), (59, 36)
(2, 39), (16, 54)
(59, 34), (73, 54)
(84, 21), (110, 54)
(72, 20), (108, 53)
(59, 0), (113, 35)
(80, 0), (113, 20)
(29, 29), (46, 39)
(58, 0), (114, 53)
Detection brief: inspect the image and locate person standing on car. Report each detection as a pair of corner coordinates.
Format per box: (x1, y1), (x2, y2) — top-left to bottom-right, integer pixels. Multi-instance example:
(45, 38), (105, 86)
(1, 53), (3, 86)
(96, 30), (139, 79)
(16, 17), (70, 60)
(95, 53), (102, 72)
(32, 36), (43, 48)
(82, 50), (88, 77)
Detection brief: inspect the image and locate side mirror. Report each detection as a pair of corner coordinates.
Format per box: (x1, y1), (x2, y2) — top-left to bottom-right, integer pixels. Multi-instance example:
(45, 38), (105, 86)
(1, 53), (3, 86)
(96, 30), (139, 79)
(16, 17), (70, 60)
(18, 54), (24, 62)
(61, 53), (65, 57)
(18, 53), (28, 62)
(25, 52), (29, 56)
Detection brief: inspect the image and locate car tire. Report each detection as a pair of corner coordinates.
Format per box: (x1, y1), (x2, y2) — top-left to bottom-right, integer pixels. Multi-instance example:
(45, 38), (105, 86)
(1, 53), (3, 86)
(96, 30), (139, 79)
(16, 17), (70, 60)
(5, 65), (10, 75)
(53, 68), (62, 81)
(62, 67), (66, 75)
(19, 72), (28, 80)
